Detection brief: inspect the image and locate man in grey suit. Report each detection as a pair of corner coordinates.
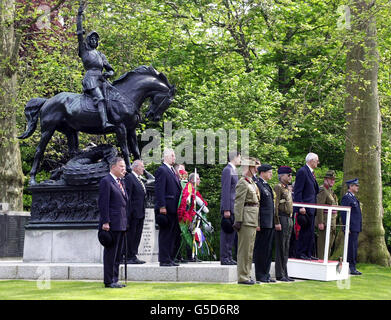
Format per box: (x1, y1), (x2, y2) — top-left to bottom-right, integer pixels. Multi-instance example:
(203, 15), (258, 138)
(220, 151), (241, 265)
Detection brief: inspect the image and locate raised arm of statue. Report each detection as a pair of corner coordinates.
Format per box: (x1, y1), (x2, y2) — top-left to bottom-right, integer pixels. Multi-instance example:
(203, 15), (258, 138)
(76, 3), (86, 57)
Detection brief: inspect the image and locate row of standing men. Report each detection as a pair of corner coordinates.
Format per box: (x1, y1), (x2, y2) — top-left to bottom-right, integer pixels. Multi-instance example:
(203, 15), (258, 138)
(220, 152), (362, 285)
(97, 150), (362, 288)
(97, 148), (200, 288)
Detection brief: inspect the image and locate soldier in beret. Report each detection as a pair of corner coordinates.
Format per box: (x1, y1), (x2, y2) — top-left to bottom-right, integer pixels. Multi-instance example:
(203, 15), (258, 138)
(232, 157), (260, 285)
(274, 166), (295, 282)
(254, 163), (276, 283)
(315, 170), (338, 260)
(341, 178), (362, 275)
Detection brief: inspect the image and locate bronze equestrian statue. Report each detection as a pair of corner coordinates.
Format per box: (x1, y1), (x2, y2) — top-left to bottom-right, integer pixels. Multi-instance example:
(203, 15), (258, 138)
(18, 5), (175, 185)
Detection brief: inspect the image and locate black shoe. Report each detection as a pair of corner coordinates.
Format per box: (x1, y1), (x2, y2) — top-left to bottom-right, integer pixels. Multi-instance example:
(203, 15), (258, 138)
(350, 269), (362, 275)
(299, 255), (311, 260)
(171, 261), (180, 266)
(287, 277), (295, 282)
(221, 261), (234, 265)
(105, 283), (124, 288)
(268, 278), (276, 283)
(276, 277), (289, 282)
(238, 280), (255, 285)
(257, 279), (270, 283)
(310, 256), (319, 260)
(229, 259), (237, 265)
(160, 262), (174, 267)
(128, 258), (145, 264)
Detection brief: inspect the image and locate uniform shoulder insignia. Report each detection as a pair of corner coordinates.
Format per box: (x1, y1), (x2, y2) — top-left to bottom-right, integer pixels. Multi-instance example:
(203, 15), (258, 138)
(244, 177), (252, 183)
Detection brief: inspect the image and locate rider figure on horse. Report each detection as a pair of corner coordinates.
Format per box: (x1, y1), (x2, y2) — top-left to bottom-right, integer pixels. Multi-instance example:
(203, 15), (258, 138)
(77, 3), (114, 129)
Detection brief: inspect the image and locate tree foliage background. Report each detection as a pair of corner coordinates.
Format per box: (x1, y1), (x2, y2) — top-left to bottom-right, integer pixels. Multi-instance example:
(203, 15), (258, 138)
(4, 0), (391, 261)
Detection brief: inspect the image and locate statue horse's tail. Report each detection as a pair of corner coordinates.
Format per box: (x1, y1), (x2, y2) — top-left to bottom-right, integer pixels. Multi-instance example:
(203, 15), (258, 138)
(18, 98), (47, 139)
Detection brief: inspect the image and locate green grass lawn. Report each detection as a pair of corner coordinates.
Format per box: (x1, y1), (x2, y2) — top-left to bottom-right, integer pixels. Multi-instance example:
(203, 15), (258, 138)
(0, 264), (390, 300)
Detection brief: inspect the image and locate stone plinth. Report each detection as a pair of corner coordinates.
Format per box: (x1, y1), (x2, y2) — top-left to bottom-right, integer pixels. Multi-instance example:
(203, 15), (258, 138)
(0, 260), (277, 283)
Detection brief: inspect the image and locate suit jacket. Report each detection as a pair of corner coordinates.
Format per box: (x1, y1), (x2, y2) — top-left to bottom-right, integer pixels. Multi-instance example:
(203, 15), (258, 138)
(154, 163), (182, 215)
(341, 191), (362, 233)
(256, 178), (274, 228)
(124, 172), (146, 220)
(220, 163), (239, 214)
(98, 174), (128, 231)
(293, 165), (319, 214)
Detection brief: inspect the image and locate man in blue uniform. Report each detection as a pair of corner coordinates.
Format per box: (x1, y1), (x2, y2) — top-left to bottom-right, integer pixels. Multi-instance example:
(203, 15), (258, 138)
(341, 178), (362, 275)
(254, 163), (276, 283)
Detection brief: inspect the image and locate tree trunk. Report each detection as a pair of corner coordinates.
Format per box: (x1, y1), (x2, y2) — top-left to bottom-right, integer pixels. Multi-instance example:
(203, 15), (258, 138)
(343, 0), (390, 265)
(0, 0), (24, 211)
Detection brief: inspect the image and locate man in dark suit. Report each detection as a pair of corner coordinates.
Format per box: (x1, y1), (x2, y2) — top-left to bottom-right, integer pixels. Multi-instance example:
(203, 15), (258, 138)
(293, 152), (320, 260)
(98, 157), (128, 288)
(154, 148), (182, 266)
(254, 163), (276, 283)
(341, 178), (362, 275)
(123, 160), (146, 264)
(220, 151), (241, 265)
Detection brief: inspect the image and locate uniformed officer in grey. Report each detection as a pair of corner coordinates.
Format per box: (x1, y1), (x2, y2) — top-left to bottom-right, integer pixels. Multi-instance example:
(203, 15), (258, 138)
(341, 178), (362, 275)
(232, 157), (260, 285)
(315, 170), (338, 260)
(274, 166), (295, 282)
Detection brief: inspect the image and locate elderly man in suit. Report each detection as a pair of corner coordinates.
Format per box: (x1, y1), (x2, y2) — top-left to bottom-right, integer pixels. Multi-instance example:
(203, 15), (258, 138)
(98, 157), (128, 288)
(293, 152), (320, 260)
(220, 151), (241, 265)
(154, 148), (182, 266)
(123, 159), (147, 264)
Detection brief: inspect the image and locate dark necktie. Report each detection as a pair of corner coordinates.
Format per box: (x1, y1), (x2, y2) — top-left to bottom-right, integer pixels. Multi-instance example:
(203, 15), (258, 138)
(171, 167), (179, 180)
(117, 178), (125, 195)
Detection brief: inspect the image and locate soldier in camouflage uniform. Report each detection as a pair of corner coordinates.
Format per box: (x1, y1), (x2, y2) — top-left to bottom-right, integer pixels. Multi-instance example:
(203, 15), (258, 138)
(232, 158), (260, 285)
(315, 170), (338, 260)
(274, 166), (295, 282)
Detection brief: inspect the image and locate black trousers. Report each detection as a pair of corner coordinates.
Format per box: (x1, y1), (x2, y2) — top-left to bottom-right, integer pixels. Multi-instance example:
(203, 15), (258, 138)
(296, 212), (315, 258)
(275, 215), (293, 278)
(158, 212), (180, 263)
(125, 217), (144, 260)
(103, 230), (125, 285)
(254, 228), (275, 281)
(347, 231), (359, 271)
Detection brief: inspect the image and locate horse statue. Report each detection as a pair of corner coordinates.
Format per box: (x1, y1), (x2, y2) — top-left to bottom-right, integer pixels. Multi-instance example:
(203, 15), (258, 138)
(18, 65), (176, 185)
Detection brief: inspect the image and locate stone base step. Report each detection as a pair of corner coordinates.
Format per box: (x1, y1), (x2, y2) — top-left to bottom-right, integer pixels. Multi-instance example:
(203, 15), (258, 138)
(0, 260), (276, 283)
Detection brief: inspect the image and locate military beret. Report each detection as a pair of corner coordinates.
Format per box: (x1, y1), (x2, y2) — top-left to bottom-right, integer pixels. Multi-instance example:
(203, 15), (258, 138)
(258, 163), (273, 173)
(277, 166), (292, 174)
(324, 170), (336, 179)
(98, 229), (113, 248)
(346, 178), (359, 186)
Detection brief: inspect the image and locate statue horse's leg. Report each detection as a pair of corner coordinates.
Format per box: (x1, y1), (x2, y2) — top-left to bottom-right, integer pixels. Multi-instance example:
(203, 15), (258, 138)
(127, 128), (140, 160)
(63, 127), (79, 157)
(29, 126), (56, 185)
(115, 124), (131, 172)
